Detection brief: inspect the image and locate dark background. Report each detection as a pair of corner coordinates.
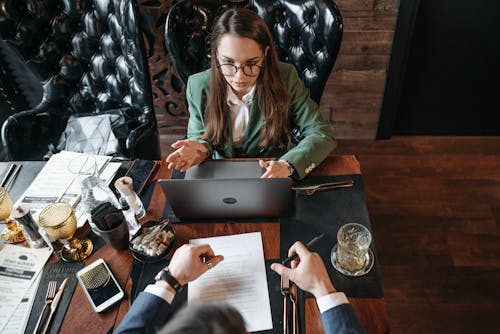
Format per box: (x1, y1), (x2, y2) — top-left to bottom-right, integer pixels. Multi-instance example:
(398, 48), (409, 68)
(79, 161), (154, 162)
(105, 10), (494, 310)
(379, 0), (500, 137)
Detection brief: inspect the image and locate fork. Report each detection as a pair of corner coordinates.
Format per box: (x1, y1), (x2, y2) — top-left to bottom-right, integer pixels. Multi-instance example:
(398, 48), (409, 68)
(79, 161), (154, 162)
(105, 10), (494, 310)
(33, 281), (57, 334)
(290, 283), (299, 334)
(281, 275), (290, 334)
(293, 180), (354, 195)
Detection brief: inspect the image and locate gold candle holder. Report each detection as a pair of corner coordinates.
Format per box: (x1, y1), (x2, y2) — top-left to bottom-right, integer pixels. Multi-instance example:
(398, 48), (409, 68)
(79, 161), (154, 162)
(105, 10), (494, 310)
(0, 187), (25, 244)
(39, 202), (93, 262)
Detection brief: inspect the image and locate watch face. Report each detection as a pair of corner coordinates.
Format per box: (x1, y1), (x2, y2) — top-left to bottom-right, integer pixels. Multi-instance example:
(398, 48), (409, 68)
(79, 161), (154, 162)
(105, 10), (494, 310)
(155, 269), (165, 281)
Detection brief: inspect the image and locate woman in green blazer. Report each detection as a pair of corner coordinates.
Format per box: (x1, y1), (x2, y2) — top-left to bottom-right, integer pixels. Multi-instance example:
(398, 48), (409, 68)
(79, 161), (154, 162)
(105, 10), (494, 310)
(166, 8), (336, 180)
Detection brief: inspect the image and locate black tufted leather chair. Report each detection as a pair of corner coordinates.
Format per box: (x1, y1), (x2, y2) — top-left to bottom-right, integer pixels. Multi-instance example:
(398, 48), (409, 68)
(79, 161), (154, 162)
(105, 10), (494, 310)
(0, 0), (161, 161)
(165, 0), (343, 105)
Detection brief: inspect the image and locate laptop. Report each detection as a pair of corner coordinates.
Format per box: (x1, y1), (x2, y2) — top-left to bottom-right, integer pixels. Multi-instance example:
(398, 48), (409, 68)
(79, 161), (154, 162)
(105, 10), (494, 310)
(158, 161), (293, 219)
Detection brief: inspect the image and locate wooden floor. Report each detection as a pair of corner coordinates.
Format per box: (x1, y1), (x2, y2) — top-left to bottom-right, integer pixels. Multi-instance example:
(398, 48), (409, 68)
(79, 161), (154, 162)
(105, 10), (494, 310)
(160, 136), (500, 333)
(334, 137), (500, 334)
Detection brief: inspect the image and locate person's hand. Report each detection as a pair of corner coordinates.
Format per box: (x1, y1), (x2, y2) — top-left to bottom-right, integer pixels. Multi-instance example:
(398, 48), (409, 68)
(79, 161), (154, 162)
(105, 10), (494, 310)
(259, 160), (291, 178)
(167, 244), (224, 285)
(165, 140), (209, 172)
(270, 241), (335, 298)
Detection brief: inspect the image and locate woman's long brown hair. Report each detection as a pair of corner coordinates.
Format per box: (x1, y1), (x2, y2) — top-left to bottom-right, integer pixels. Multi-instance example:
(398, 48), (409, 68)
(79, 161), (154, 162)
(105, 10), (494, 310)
(202, 8), (291, 149)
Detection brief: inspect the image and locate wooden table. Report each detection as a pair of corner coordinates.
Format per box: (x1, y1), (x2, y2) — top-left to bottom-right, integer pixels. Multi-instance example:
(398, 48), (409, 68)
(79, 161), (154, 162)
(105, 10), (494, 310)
(60, 155), (390, 334)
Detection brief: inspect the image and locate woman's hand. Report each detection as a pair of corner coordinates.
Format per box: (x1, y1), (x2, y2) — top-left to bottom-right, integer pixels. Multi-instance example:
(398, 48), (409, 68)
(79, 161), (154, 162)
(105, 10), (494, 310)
(165, 140), (209, 172)
(259, 159), (291, 178)
(167, 244), (224, 285)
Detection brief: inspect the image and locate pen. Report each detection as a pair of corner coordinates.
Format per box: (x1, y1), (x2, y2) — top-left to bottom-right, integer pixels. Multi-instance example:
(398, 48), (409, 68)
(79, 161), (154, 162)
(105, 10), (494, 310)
(0, 164), (17, 188)
(4, 164), (22, 190)
(281, 232), (325, 265)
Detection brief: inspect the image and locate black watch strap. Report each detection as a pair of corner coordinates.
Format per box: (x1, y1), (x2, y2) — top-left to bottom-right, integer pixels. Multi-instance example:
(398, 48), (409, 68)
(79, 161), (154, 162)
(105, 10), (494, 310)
(155, 268), (183, 293)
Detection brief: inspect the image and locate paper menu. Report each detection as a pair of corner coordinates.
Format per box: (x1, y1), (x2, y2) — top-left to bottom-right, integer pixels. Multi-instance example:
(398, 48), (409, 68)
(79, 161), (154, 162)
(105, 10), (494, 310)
(0, 245), (52, 332)
(189, 232), (273, 332)
(1, 271), (43, 334)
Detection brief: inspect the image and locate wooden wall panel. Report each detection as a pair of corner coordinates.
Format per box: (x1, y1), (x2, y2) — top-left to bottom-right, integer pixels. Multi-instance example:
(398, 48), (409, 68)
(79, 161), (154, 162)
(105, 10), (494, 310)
(321, 70), (387, 138)
(323, 0), (399, 139)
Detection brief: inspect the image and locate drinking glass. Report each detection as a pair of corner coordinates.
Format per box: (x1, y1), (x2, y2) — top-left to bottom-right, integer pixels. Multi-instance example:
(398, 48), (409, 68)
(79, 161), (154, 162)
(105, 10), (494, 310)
(39, 202), (93, 262)
(0, 187), (25, 244)
(68, 154), (120, 225)
(331, 223), (374, 276)
(67, 154), (98, 178)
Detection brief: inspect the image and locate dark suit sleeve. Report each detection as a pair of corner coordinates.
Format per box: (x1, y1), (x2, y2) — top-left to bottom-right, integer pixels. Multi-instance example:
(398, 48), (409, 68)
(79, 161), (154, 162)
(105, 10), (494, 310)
(114, 292), (173, 334)
(320, 303), (367, 334)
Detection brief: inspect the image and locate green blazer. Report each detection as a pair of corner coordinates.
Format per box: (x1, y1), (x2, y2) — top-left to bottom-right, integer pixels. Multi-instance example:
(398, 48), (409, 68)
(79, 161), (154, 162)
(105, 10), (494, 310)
(186, 62), (336, 179)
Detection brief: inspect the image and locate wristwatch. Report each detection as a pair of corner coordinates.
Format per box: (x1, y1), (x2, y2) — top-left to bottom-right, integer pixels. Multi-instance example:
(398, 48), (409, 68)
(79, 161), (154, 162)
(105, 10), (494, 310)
(155, 268), (183, 293)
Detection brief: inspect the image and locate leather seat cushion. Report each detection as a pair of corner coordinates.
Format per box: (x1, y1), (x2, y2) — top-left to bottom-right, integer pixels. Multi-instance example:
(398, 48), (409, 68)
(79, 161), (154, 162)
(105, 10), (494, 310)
(54, 108), (139, 156)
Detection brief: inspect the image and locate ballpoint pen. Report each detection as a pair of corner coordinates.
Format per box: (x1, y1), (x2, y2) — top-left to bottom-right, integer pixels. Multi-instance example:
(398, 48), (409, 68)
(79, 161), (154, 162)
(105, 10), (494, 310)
(41, 277), (69, 334)
(281, 233), (325, 265)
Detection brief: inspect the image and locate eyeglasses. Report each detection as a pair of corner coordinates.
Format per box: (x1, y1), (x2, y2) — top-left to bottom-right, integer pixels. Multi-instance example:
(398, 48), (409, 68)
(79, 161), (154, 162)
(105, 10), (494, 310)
(217, 54), (264, 77)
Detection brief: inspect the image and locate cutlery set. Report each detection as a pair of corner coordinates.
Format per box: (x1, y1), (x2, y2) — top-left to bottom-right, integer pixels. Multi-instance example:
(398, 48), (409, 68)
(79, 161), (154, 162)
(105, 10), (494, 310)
(292, 180), (354, 195)
(33, 278), (69, 334)
(281, 275), (299, 334)
(0, 163), (22, 189)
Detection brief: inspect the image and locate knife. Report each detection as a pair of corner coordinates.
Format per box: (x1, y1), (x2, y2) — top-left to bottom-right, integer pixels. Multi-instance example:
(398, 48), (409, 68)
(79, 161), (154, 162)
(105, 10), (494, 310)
(4, 164), (22, 190)
(41, 277), (69, 334)
(290, 282), (299, 334)
(0, 163), (17, 188)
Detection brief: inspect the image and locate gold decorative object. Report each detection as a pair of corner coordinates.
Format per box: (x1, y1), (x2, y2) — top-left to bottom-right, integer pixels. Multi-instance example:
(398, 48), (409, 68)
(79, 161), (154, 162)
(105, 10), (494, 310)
(0, 186), (25, 244)
(39, 202), (93, 262)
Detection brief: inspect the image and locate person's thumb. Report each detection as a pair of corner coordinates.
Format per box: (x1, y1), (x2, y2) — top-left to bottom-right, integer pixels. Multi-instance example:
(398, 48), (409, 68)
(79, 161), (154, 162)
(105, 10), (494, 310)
(270, 263), (292, 278)
(209, 255), (224, 268)
(259, 159), (270, 168)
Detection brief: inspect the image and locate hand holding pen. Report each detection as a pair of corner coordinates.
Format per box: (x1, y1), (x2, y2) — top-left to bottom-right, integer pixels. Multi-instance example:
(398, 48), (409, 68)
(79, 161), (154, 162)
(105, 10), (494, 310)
(271, 241), (336, 299)
(281, 233), (325, 265)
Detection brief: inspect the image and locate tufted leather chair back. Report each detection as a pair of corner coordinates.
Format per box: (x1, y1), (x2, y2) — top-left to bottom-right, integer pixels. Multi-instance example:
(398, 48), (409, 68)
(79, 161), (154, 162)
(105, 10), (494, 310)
(0, 0), (160, 160)
(165, 0), (343, 105)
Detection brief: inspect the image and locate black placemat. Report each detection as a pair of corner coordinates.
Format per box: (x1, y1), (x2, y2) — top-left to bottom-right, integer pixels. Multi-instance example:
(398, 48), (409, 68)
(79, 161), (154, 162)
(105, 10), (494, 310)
(129, 258), (304, 334)
(280, 174), (383, 299)
(24, 261), (83, 334)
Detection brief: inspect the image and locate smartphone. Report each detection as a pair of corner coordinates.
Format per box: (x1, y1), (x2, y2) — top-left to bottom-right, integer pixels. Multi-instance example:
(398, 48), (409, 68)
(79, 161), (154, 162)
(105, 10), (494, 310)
(125, 159), (158, 195)
(76, 258), (125, 313)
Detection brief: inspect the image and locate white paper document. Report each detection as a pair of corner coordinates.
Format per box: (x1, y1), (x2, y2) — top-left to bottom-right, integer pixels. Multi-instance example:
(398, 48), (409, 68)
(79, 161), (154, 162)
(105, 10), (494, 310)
(189, 232), (273, 332)
(0, 245), (52, 332)
(14, 151), (120, 228)
(2, 272), (43, 334)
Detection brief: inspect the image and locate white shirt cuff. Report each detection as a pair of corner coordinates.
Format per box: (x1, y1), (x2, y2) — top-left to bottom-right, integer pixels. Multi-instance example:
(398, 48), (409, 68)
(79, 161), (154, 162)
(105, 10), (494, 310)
(144, 283), (176, 304)
(316, 292), (349, 314)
